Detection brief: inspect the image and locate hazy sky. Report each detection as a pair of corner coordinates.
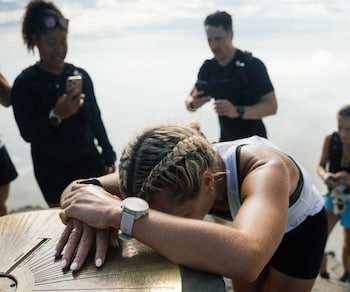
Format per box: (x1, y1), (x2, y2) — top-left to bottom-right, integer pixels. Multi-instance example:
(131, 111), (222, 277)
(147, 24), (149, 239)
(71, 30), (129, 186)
(1, 0), (350, 209)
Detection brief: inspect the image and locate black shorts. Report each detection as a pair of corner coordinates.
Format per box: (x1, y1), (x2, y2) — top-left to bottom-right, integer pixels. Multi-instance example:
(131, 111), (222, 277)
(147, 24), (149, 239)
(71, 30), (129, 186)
(0, 145), (18, 186)
(270, 208), (328, 279)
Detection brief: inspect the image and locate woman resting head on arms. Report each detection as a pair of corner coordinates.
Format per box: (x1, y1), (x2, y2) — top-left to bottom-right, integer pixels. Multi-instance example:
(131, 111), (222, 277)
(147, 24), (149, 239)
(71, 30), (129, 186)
(57, 122), (327, 292)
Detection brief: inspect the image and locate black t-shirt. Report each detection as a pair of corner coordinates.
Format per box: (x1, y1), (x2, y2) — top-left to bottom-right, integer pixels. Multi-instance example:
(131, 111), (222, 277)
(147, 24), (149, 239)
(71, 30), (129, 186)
(11, 63), (116, 164)
(198, 49), (274, 141)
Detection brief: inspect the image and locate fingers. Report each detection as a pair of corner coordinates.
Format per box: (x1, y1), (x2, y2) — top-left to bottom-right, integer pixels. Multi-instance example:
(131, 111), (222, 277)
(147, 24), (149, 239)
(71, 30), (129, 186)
(55, 220), (73, 257)
(59, 220), (86, 270)
(67, 224), (95, 271)
(57, 94), (67, 104)
(94, 229), (115, 268)
(56, 219), (117, 271)
(59, 209), (69, 225)
(109, 228), (120, 247)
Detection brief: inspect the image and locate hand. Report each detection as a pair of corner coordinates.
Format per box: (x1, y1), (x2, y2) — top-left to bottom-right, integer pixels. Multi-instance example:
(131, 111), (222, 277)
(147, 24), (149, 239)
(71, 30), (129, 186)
(334, 171), (350, 187)
(214, 100), (238, 118)
(55, 219), (119, 271)
(190, 88), (211, 110)
(61, 183), (122, 230)
(54, 89), (85, 120)
(322, 173), (338, 188)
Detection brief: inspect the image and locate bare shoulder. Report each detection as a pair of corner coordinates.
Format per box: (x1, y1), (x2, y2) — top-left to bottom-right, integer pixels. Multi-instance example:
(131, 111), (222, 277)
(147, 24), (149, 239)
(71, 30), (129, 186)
(238, 144), (292, 174)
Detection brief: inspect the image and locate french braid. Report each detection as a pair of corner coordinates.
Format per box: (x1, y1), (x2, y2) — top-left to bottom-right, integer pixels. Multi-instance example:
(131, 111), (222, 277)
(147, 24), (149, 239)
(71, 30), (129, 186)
(118, 123), (215, 203)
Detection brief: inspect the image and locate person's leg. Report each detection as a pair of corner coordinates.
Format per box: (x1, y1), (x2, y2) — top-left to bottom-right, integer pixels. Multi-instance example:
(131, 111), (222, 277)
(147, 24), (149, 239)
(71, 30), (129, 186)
(232, 265), (269, 292)
(0, 183), (10, 216)
(233, 265), (316, 292)
(343, 228), (350, 282)
(338, 202), (350, 282)
(320, 211), (338, 277)
(320, 196), (339, 278)
(338, 227), (350, 282)
(264, 267), (315, 292)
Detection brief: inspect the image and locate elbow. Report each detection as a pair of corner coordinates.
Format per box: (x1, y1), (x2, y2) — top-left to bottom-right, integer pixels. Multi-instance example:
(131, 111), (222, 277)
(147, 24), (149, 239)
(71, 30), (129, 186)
(272, 102), (278, 114)
(225, 250), (267, 282)
(269, 98), (278, 115)
(237, 267), (262, 283)
(227, 265), (263, 283)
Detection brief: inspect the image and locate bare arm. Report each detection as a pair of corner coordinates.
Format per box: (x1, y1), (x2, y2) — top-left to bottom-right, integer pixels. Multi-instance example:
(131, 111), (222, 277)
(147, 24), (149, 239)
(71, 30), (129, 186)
(317, 135), (331, 179)
(0, 73), (11, 107)
(61, 147), (294, 281)
(60, 172), (122, 205)
(242, 90), (278, 119)
(214, 90), (277, 119)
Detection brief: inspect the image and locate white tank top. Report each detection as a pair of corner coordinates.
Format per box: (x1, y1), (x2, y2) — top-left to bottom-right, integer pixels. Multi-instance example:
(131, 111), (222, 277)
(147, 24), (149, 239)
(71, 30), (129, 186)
(213, 136), (324, 233)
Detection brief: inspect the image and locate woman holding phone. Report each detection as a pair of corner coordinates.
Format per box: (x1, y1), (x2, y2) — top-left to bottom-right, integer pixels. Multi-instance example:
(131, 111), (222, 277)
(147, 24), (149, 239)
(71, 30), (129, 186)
(11, 0), (116, 207)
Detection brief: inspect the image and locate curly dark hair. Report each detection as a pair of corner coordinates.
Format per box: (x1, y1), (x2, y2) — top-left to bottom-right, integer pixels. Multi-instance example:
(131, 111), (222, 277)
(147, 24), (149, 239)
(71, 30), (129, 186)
(22, 0), (66, 53)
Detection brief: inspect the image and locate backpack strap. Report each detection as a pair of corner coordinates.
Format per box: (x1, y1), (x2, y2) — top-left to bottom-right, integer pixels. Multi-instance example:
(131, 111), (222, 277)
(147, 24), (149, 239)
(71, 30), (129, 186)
(235, 50), (253, 88)
(329, 132), (342, 173)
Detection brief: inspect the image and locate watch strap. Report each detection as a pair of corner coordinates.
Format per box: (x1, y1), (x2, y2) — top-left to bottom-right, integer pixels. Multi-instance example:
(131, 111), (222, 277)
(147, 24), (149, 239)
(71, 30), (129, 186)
(49, 109), (62, 125)
(236, 106), (245, 118)
(77, 178), (103, 187)
(119, 211), (135, 240)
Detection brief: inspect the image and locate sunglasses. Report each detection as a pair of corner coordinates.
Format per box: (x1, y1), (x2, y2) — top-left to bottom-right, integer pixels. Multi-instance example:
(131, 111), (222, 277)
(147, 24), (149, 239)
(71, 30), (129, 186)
(42, 16), (69, 29)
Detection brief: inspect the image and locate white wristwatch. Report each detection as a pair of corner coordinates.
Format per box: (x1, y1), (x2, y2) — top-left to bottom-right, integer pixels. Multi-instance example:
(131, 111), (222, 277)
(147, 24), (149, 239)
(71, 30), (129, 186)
(49, 109), (62, 126)
(119, 197), (149, 240)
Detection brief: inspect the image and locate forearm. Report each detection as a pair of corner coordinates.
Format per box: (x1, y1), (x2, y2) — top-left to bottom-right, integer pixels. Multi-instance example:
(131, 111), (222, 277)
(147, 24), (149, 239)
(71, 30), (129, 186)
(317, 165), (327, 179)
(240, 91), (277, 120)
(131, 210), (264, 281)
(61, 173), (122, 205)
(98, 173), (122, 196)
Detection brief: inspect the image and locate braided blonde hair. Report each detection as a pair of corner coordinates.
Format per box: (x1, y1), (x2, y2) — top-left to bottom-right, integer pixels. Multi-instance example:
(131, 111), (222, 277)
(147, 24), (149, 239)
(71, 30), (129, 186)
(118, 123), (215, 203)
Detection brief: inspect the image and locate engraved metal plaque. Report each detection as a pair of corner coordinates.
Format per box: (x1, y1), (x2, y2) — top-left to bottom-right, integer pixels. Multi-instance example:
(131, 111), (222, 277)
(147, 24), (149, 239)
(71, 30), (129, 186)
(0, 209), (181, 291)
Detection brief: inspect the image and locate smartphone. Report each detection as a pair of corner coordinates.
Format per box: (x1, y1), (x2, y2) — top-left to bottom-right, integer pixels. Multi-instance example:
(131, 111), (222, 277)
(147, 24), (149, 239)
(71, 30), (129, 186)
(65, 76), (82, 98)
(195, 80), (209, 97)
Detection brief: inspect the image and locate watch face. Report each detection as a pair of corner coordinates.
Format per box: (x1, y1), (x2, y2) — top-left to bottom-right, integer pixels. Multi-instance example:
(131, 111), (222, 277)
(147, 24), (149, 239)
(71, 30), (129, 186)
(237, 106), (245, 115)
(124, 197), (149, 212)
(49, 116), (60, 125)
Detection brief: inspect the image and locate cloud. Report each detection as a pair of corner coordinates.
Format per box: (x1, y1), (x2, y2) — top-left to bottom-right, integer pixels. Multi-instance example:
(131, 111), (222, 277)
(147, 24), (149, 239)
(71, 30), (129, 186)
(1, 0), (350, 40)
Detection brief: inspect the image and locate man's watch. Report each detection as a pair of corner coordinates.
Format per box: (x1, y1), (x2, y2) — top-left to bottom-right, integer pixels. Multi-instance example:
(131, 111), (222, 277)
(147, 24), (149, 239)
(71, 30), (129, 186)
(119, 197), (149, 240)
(49, 109), (62, 126)
(236, 105), (245, 118)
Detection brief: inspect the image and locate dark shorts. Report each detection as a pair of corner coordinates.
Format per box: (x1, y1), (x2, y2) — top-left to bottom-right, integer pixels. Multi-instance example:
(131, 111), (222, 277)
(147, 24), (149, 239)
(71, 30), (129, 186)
(0, 145), (18, 186)
(270, 208), (328, 279)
